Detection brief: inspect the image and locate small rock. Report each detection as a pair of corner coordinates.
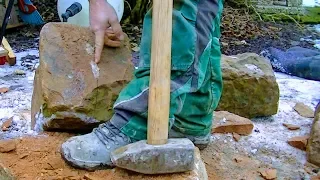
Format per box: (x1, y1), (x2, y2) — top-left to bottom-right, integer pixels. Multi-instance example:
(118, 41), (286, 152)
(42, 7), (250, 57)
(221, 42), (229, 46)
(294, 103), (314, 118)
(132, 46), (140, 52)
(232, 132), (241, 142)
(1, 117), (13, 131)
(0, 140), (17, 153)
(0, 87), (9, 93)
(288, 136), (309, 151)
(14, 70), (26, 75)
(213, 111), (254, 135)
(251, 149), (258, 154)
(234, 157), (244, 163)
(19, 153), (29, 159)
(283, 123), (300, 130)
(291, 41), (300, 46)
(312, 175), (320, 180)
(259, 168), (277, 180)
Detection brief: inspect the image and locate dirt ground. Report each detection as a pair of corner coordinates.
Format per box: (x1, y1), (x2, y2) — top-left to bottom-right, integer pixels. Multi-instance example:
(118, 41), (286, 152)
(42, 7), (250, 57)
(0, 132), (269, 180)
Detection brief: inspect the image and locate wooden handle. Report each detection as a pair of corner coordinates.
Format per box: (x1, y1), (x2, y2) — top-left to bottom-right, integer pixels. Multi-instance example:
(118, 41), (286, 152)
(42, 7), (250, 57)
(147, 0), (173, 145)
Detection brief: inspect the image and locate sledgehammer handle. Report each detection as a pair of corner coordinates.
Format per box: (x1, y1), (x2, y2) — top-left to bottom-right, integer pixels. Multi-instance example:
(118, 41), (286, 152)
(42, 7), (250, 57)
(147, 0), (173, 145)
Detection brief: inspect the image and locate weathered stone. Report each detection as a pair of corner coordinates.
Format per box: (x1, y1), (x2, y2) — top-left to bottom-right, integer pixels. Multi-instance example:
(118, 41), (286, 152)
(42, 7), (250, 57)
(31, 23), (133, 131)
(288, 136), (309, 151)
(294, 102), (315, 118)
(307, 102), (320, 166)
(111, 139), (195, 174)
(217, 53), (279, 118)
(0, 140), (16, 153)
(213, 111), (254, 135)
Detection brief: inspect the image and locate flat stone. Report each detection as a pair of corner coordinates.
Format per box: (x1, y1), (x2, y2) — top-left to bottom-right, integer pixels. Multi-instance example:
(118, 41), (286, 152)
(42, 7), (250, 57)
(283, 123), (300, 130)
(31, 23), (133, 132)
(294, 102), (315, 118)
(213, 111), (254, 135)
(111, 138), (195, 175)
(1, 117), (13, 131)
(216, 53), (279, 118)
(288, 136), (309, 151)
(307, 101), (320, 166)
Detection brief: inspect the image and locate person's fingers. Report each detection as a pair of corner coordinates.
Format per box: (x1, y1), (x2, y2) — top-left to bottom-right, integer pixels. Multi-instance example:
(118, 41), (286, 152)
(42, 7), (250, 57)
(109, 18), (124, 40)
(94, 30), (105, 63)
(104, 38), (121, 47)
(104, 29), (121, 47)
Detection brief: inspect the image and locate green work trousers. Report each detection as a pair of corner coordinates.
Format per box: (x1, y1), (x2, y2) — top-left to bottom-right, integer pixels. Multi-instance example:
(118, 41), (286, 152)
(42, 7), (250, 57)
(110, 0), (224, 140)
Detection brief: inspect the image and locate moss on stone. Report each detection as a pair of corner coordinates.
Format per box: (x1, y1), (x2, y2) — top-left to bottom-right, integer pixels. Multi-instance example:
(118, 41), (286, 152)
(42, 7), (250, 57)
(259, 7), (320, 24)
(298, 7), (320, 24)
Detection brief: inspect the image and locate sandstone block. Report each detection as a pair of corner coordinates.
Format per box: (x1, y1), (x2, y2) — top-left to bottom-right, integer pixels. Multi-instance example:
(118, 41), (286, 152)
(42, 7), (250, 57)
(31, 23), (133, 131)
(217, 53), (280, 118)
(307, 102), (320, 166)
(213, 111), (254, 135)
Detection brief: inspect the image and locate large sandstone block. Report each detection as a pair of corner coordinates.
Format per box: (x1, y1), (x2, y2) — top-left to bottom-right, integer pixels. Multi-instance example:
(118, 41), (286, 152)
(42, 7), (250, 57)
(307, 102), (320, 166)
(31, 23), (133, 131)
(217, 53), (280, 118)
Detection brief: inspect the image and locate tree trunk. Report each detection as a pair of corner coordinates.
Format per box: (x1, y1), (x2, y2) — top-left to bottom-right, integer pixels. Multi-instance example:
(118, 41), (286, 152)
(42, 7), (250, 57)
(123, 0), (152, 24)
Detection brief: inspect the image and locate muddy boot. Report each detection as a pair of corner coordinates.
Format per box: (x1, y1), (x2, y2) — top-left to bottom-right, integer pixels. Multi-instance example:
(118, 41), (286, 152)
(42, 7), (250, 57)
(169, 128), (211, 150)
(61, 121), (132, 170)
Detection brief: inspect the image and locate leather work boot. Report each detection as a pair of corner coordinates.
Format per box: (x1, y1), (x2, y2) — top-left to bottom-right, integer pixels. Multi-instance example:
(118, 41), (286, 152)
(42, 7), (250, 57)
(61, 122), (211, 170)
(60, 121), (132, 170)
(168, 128), (211, 150)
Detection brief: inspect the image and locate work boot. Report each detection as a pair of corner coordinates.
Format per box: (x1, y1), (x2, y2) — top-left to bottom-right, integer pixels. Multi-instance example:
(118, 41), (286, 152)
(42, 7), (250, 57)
(169, 128), (211, 150)
(60, 121), (132, 170)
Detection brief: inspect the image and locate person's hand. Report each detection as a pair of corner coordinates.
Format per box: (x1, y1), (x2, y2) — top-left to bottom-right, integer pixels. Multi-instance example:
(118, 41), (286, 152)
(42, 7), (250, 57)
(90, 0), (124, 63)
(104, 28), (122, 48)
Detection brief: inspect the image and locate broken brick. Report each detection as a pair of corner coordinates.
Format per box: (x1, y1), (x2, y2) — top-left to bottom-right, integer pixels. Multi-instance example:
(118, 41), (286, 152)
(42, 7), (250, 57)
(0, 87), (9, 93)
(288, 136), (309, 151)
(213, 111), (254, 135)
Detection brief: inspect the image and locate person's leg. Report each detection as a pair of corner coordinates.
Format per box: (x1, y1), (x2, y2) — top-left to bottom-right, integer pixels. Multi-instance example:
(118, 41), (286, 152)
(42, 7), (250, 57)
(169, 0), (224, 148)
(61, 0), (223, 170)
